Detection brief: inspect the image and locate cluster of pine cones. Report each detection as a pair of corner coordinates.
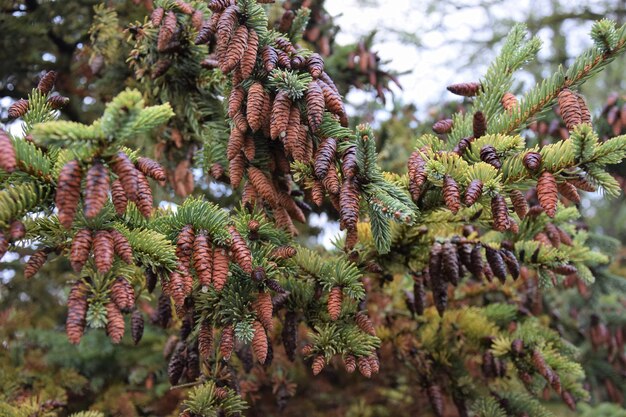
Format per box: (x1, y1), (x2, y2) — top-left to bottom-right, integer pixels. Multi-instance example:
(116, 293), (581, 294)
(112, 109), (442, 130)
(7, 71), (69, 119)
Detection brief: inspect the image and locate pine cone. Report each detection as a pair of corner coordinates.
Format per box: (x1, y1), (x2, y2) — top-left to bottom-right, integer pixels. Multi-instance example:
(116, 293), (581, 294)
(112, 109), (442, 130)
(111, 179), (128, 215)
(357, 356), (372, 378)
(455, 136), (474, 155)
(210, 163), (225, 180)
(193, 232), (213, 286)
(491, 194), (510, 231)
(447, 82), (481, 97)
(432, 119), (453, 134)
(228, 87), (246, 120)
(472, 111), (487, 138)
(469, 245), (484, 279)
(443, 175), (460, 214)
(322, 166), (340, 195)
(150, 7), (164, 25)
(426, 383), (444, 417)
(413, 273), (426, 315)
(157, 293), (172, 328)
(441, 241), (460, 285)
(429, 243), (447, 315)
(136, 171), (153, 217)
(208, 0), (233, 12)
(355, 312), (376, 336)
(212, 247), (230, 291)
(174, 0), (194, 14)
(557, 181), (581, 203)
(137, 157), (166, 182)
(501, 92), (518, 111)
(306, 81), (325, 132)
(47, 95), (69, 109)
(9, 220), (26, 241)
(157, 11), (178, 52)
(248, 166), (278, 206)
(270, 245), (297, 259)
(314, 137), (337, 179)
(509, 189), (528, 219)
(110, 277), (135, 312)
(311, 180), (324, 206)
(0, 129), (17, 173)
(93, 230), (114, 273)
(227, 128), (245, 161)
(577, 94), (592, 125)
(251, 320), (268, 364)
(480, 145), (501, 169)
(106, 302), (125, 344)
(229, 152), (245, 188)
(24, 249), (48, 279)
(240, 28), (259, 79)
(485, 246), (507, 283)
(169, 271), (189, 307)
(343, 354), (357, 373)
(198, 321), (213, 360)
(168, 342), (186, 384)
(110, 152), (138, 202)
(281, 310), (297, 361)
(56, 160), (83, 229)
(523, 151), (542, 172)
(261, 45), (278, 72)
(70, 228), (92, 272)
(8, 99), (29, 118)
(312, 355), (326, 375)
(567, 174), (596, 192)
(500, 248), (520, 279)
(270, 90), (292, 139)
(131, 310), (144, 345)
(66, 281), (88, 344)
(84, 162), (109, 219)
(327, 287), (343, 320)
(464, 179), (483, 206)
(246, 82), (267, 132)
(195, 19), (213, 45)
(222, 25), (248, 74)
(342, 146), (358, 179)
(318, 79), (345, 118)
(339, 179), (359, 230)
(557, 88), (582, 130)
(228, 225), (252, 274)
(537, 171), (558, 217)
(242, 134), (256, 161)
(110, 229), (133, 264)
(220, 325), (235, 360)
(176, 225), (195, 271)
(408, 150), (427, 201)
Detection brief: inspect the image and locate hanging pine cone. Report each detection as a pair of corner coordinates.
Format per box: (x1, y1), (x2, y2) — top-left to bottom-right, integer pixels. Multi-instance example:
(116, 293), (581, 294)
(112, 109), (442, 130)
(557, 88), (582, 130)
(106, 302), (125, 344)
(56, 160), (83, 229)
(169, 271), (189, 307)
(131, 310), (144, 345)
(9, 220), (25, 240)
(0, 130), (17, 173)
(322, 167), (340, 195)
(339, 179), (360, 229)
(212, 247), (230, 291)
(251, 320), (268, 364)
(111, 179), (128, 215)
(314, 137), (337, 179)
(500, 248), (520, 279)
(84, 161), (109, 219)
(110, 277), (135, 312)
(248, 166), (278, 206)
(262, 45), (278, 72)
(311, 180), (324, 206)
(246, 82), (267, 132)
(429, 243), (447, 316)
(408, 150), (427, 202)
(110, 152), (138, 201)
(47, 95), (69, 109)
(557, 181), (581, 204)
(176, 225), (195, 272)
(306, 80), (325, 132)
(24, 249), (48, 279)
(150, 7), (164, 25)
(501, 92), (518, 111)
(544, 223), (561, 247)
(427, 383), (445, 417)
(357, 356), (372, 378)
(432, 119), (453, 134)
(110, 229), (133, 264)
(157, 293), (172, 328)
(270, 245), (297, 260)
(198, 321), (213, 360)
(228, 87), (246, 120)
(472, 111), (487, 138)
(195, 19), (214, 44)
(327, 287), (343, 320)
(355, 311), (376, 336)
(281, 310), (297, 361)
(8, 99), (29, 118)
(480, 145), (501, 169)
(577, 94), (592, 125)
(168, 342), (186, 385)
(469, 245), (484, 279)
(341, 354), (356, 373)
(464, 179), (483, 206)
(455, 136), (474, 155)
(227, 128), (245, 161)
(157, 11), (178, 52)
(254, 291), (273, 332)
(446, 82), (481, 97)
(270, 90), (292, 139)
(137, 157), (166, 182)
(567, 174), (596, 192)
(70, 228), (92, 272)
(312, 355), (326, 375)
(228, 225), (252, 274)
(229, 153), (245, 188)
(537, 171), (558, 217)
(441, 242), (460, 285)
(443, 175), (461, 214)
(93, 230), (114, 273)
(485, 246), (507, 283)
(222, 25), (248, 74)
(135, 171), (153, 217)
(193, 232), (213, 286)
(413, 273), (426, 315)
(342, 146), (358, 179)
(562, 391), (577, 411)
(66, 281), (88, 344)
(509, 189), (528, 219)
(220, 325), (235, 360)
(240, 28), (259, 79)
(208, 0), (233, 12)
(491, 194), (510, 231)
(523, 151), (542, 172)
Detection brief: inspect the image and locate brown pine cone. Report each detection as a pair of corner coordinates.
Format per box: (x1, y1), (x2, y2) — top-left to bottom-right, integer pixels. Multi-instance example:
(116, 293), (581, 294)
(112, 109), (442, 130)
(70, 228), (92, 272)
(37, 71), (57, 94)
(248, 166), (278, 206)
(306, 80), (325, 132)
(150, 7), (164, 25)
(110, 229), (133, 264)
(56, 160), (83, 229)
(491, 194), (511, 231)
(136, 171), (153, 217)
(212, 247), (230, 291)
(523, 151), (542, 172)
(157, 11), (178, 52)
(193, 232), (213, 286)
(110, 277), (135, 312)
(311, 180), (324, 206)
(447, 82), (481, 97)
(251, 320), (268, 364)
(93, 230), (114, 273)
(240, 28), (259, 79)
(208, 0), (233, 12)
(66, 281), (88, 344)
(111, 179), (128, 215)
(24, 249), (48, 279)
(8, 99), (29, 119)
(426, 383), (444, 417)
(357, 356), (372, 378)
(355, 312), (376, 336)
(137, 157), (166, 181)
(270, 90), (292, 139)
(261, 45), (278, 72)
(220, 324), (235, 360)
(501, 92), (518, 111)
(485, 246), (507, 283)
(318, 79), (345, 118)
(327, 287), (343, 320)
(228, 225), (252, 274)
(47, 95), (69, 109)
(537, 171), (558, 217)
(509, 189), (529, 219)
(557, 88), (582, 130)
(472, 111), (487, 138)
(228, 86), (246, 119)
(246, 82), (267, 132)
(176, 225), (195, 272)
(106, 302), (125, 344)
(254, 291), (273, 332)
(110, 152), (138, 202)
(131, 309), (144, 345)
(312, 355), (326, 375)
(441, 241), (460, 285)
(413, 273), (426, 315)
(480, 145), (501, 169)
(222, 25), (248, 74)
(229, 152), (245, 188)
(198, 321), (213, 360)
(0, 129), (17, 173)
(314, 137), (337, 179)
(443, 175), (460, 214)
(567, 174), (596, 192)
(339, 179), (359, 230)
(270, 245), (297, 259)
(84, 161), (110, 219)
(408, 150), (427, 202)
(464, 179), (483, 206)
(577, 94), (592, 125)
(227, 127), (245, 160)
(557, 181), (581, 204)
(322, 166), (340, 195)
(432, 118), (453, 134)
(9, 220), (26, 241)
